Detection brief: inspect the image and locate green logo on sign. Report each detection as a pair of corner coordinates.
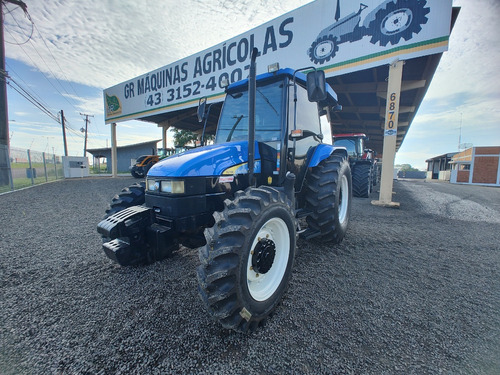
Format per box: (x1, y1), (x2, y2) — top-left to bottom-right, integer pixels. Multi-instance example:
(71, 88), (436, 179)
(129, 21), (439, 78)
(106, 94), (122, 116)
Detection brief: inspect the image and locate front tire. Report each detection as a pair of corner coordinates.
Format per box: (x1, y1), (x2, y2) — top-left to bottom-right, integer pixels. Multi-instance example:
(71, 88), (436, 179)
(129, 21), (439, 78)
(197, 186), (296, 333)
(304, 153), (352, 243)
(101, 182), (178, 263)
(102, 182), (146, 243)
(105, 182), (146, 218)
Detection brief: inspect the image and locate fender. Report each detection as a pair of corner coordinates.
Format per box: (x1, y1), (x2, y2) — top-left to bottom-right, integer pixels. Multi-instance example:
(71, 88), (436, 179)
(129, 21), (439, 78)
(308, 144), (348, 168)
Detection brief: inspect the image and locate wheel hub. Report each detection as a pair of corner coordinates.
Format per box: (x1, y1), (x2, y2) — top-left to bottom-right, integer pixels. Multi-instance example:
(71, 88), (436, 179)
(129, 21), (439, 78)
(252, 238), (276, 274)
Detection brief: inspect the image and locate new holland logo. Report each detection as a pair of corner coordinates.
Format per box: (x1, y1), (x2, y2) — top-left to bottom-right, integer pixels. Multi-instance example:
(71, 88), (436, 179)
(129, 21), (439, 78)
(385, 129), (397, 136)
(106, 94), (122, 116)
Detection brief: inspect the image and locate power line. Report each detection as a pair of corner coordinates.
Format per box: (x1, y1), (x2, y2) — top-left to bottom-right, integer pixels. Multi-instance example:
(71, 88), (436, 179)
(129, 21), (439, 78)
(3, 3), (32, 45)
(3, 8), (82, 113)
(3, 72), (60, 122)
(3, 26), (80, 112)
(16, 5), (84, 110)
(30, 19), (83, 106)
(6, 61), (54, 113)
(3, 69), (80, 138)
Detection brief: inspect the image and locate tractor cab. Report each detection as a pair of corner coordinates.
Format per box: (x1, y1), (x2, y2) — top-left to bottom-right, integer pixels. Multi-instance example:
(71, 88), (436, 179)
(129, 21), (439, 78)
(333, 133), (368, 159)
(211, 67), (340, 193)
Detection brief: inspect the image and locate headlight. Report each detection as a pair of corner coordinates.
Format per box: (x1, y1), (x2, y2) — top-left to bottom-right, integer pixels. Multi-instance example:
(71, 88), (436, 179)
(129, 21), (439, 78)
(147, 179), (160, 191)
(147, 179), (184, 194)
(161, 180), (185, 194)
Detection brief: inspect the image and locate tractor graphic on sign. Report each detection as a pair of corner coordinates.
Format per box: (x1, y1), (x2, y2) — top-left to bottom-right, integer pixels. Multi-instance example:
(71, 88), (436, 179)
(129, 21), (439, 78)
(308, 0), (430, 64)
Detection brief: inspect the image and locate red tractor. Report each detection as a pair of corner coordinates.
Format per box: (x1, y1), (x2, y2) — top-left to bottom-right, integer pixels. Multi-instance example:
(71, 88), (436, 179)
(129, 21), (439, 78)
(333, 133), (378, 198)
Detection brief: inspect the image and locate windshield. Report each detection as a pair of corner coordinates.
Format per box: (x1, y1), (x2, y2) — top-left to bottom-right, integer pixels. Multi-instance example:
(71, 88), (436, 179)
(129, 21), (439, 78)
(333, 138), (357, 157)
(215, 80), (284, 144)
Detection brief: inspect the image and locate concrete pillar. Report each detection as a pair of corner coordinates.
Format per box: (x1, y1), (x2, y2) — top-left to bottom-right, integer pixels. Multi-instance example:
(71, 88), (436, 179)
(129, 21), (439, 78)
(111, 122), (118, 178)
(162, 126), (168, 150)
(372, 60), (404, 208)
(158, 121), (171, 151)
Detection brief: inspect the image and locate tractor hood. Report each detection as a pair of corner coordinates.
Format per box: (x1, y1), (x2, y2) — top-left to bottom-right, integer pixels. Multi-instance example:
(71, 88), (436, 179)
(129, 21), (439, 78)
(147, 141), (261, 178)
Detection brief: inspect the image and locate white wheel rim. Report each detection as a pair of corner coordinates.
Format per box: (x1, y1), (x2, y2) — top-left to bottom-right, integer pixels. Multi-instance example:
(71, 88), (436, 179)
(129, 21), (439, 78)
(315, 40), (334, 58)
(338, 174), (349, 225)
(246, 217), (290, 302)
(382, 9), (412, 35)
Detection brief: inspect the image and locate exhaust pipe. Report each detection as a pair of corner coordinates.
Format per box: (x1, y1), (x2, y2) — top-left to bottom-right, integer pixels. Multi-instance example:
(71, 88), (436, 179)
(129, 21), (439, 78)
(248, 47), (258, 187)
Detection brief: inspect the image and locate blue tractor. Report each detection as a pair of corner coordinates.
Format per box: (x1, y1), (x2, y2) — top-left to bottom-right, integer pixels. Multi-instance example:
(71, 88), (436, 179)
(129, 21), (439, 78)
(97, 50), (352, 332)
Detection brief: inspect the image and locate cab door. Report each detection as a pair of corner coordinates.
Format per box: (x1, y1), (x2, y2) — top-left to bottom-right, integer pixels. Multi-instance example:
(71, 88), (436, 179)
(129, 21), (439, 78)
(287, 83), (323, 193)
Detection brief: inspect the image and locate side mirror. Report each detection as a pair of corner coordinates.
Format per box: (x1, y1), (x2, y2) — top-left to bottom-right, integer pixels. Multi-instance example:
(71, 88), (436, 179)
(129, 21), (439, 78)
(197, 97), (207, 123)
(306, 70), (327, 102)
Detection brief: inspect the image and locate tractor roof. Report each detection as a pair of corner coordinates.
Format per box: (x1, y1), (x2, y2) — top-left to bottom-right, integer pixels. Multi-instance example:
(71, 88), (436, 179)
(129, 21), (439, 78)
(227, 68), (339, 106)
(334, 133), (368, 139)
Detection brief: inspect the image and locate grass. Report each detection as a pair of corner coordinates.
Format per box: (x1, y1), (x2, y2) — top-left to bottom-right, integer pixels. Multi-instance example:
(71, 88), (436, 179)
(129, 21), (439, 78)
(0, 163), (127, 194)
(1, 163), (64, 194)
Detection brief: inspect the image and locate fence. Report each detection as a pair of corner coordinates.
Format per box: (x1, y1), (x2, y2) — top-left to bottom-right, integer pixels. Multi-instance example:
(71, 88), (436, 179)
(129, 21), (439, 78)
(0, 147), (64, 193)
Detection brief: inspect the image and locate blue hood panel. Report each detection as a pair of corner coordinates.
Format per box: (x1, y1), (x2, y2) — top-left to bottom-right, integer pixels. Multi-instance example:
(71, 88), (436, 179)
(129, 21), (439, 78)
(148, 141), (261, 177)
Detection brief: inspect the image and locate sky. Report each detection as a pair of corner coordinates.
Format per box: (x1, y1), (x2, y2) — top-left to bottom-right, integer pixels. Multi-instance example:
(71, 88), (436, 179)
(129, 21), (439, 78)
(3, 0), (500, 170)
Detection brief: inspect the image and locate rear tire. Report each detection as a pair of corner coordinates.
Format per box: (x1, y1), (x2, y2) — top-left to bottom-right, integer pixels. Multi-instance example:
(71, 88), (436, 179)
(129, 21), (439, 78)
(304, 153), (352, 243)
(197, 186), (296, 333)
(352, 164), (372, 198)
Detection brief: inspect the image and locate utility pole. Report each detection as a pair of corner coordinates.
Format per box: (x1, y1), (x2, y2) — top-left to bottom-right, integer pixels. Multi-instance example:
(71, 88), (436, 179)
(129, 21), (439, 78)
(60, 110), (68, 156)
(0, 0), (27, 186)
(80, 113), (93, 157)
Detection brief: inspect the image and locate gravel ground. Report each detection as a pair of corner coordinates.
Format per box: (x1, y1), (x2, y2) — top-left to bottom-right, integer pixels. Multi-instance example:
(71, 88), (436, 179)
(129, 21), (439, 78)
(1, 177), (499, 374)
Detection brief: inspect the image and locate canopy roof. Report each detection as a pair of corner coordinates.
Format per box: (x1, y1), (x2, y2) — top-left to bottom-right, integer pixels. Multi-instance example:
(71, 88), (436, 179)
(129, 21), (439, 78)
(131, 7), (459, 156)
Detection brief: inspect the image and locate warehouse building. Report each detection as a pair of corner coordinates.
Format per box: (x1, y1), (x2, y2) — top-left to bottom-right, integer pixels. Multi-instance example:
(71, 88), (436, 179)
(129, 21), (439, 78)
(87, 140), (161, 173)
(450, 147), (500, 186)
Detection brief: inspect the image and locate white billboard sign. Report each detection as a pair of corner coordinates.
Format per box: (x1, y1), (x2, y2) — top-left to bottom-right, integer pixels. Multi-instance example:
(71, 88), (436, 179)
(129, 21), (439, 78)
(104, 0), (452, 124)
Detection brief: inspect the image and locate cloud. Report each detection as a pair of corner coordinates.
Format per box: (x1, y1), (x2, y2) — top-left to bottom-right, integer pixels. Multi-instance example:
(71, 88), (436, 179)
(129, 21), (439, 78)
(4, 0), (499, 162)
(12, 111), (31, 117)
(425, 0), (500, 100)
(5, 0), (311, 90)
(62, 93), (104, 115)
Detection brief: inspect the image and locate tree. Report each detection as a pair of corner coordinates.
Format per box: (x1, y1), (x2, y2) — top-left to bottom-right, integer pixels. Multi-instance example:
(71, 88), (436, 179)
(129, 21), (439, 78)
(203, 133), (215, 145)
(172, 128), (198, 148)
(397, 164), (419, 172)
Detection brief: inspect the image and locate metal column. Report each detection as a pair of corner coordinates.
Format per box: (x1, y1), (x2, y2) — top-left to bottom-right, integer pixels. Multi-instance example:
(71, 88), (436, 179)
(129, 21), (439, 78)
(111, 122), (117, 178)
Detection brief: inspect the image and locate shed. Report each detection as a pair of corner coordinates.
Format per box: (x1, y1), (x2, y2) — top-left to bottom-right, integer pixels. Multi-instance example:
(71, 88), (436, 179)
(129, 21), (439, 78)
(87, 139), (161, 173)
(425, 152), (457, 181)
